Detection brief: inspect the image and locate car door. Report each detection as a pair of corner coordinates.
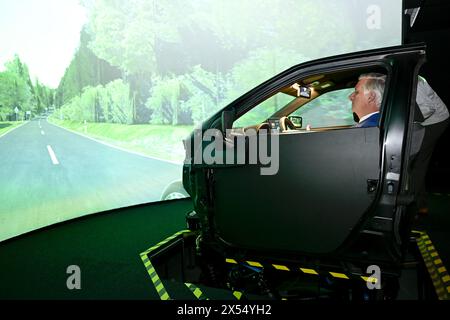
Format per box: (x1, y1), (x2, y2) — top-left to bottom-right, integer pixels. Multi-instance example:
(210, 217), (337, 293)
(185, 44), (426, 264)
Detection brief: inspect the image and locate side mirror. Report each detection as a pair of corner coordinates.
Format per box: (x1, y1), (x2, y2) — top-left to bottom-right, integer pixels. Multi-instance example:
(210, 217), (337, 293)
(221, 109), (234, 136)
(288, 115), (303, 128)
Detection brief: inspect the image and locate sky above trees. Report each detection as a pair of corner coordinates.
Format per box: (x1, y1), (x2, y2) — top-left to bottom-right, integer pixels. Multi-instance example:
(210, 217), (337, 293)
(0, 0), (86, 88)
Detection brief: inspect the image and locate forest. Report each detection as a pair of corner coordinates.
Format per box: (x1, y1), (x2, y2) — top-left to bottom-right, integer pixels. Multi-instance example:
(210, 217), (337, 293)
(0, 0), (399, 161)
(55, 0), (399, 125)
(0, 55), (54, 121)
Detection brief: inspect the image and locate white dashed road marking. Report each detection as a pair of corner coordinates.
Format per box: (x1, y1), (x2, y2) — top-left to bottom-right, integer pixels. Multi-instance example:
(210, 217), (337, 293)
(46, 145), (59, 165)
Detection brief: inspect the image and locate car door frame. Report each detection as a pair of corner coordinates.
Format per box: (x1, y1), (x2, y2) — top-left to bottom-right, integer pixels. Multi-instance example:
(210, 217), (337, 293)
(185, 43), (426, 268)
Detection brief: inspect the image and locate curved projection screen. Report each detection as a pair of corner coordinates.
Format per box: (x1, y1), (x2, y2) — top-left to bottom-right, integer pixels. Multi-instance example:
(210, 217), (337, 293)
(0, 0), (402, 241)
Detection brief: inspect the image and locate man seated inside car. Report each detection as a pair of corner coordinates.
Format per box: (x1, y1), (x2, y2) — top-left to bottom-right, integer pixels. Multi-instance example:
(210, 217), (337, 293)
(348, 72), (386, 128)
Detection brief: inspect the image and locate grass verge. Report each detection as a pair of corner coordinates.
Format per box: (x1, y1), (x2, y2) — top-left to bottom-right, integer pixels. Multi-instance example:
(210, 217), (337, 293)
(0, 121), (26, 137)
(48, 118), (193, 163)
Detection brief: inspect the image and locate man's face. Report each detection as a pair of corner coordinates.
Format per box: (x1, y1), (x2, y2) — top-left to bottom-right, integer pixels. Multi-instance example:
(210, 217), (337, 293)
(348, 78), (370, 119)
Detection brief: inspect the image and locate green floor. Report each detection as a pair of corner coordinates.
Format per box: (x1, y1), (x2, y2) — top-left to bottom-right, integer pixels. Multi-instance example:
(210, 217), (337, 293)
(0, 194), (448, 300)
(0, 199), (193, 299)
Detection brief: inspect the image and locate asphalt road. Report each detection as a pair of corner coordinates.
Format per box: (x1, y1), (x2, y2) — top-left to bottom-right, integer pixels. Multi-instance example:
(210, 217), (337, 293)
(0, 119), (183, 242)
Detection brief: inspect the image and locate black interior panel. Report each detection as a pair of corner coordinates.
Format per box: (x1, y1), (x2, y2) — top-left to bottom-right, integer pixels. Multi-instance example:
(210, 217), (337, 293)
(213, 127), (380, 254)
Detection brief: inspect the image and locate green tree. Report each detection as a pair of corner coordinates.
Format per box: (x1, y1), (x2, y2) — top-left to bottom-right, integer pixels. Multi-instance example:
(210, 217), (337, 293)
(33, 79), (49, 116)
(183, 65), (228, 125)
(55, 27), (121, 108)
(0, 71), (19, 120)
(3, 55), (34, 114)
(0, 55), (56, 119)
(59, 79), (135, 124)
(224, 48), (310, 104)
(82, 0), (191, 123)
(83, 0), (186, 75)
(146, 65), (227, 126)
(105, 79), (135, 124)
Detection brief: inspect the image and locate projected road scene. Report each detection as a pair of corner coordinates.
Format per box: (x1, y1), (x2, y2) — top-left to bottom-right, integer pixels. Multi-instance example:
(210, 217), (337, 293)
(0, 118), (183, 241)
(0, 0), (402, 241)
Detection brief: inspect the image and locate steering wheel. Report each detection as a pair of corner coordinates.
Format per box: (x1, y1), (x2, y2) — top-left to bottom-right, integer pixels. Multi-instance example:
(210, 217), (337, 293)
(279, 116), (296, 132)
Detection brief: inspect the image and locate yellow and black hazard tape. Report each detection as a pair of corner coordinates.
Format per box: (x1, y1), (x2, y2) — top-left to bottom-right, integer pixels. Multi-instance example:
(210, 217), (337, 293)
(140, 253), (170, 300)
(140, 230), (193, 300)
(225, 258), (377, 284)
(184, 283), (245, 301)
(185, 283), (210, 300)
(414, 230), (450, 300)
(140, 229), (192, 257)
(232, 290), (244, 300)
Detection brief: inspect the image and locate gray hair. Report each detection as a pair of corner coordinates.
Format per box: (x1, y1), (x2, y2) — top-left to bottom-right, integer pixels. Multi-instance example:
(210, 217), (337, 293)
(359, 73), (386, 109)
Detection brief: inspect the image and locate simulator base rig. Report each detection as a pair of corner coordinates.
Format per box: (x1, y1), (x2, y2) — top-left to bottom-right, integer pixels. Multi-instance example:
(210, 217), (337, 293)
(139, 211), (448, 301)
